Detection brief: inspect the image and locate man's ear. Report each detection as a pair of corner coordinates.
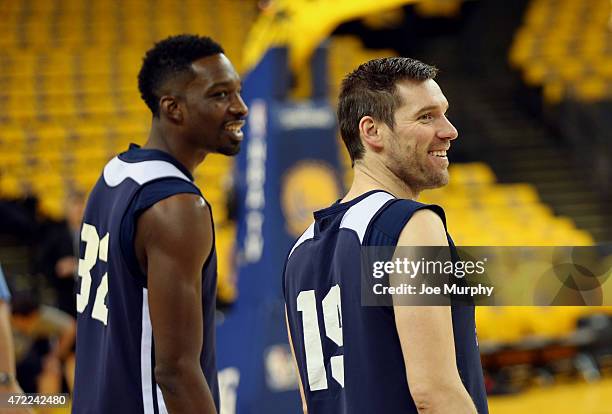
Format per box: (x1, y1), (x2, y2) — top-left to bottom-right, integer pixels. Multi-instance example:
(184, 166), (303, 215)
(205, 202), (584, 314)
(159, 96), (183, 123)
(359, 116), (384, 151)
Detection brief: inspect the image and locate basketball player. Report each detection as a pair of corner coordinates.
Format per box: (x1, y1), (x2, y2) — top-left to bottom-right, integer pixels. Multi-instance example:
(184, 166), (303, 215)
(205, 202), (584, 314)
(72, 35), (248, 413)
(283, 58), (488, 413)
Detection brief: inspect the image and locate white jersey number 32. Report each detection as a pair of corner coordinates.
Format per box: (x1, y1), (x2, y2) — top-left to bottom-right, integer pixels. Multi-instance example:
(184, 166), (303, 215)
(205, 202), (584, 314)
(76, 223), (110, 325)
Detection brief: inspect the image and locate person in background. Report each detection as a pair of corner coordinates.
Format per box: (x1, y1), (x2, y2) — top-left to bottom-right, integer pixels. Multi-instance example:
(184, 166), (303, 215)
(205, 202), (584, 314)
(10, 288), (76, 395)
(35, 191), (86, 316)
(0, 264), (33, 414)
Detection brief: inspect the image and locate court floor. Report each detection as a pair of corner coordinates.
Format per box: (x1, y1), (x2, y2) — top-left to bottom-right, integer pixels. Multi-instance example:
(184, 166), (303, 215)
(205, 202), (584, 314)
(34, 378), (612, 413)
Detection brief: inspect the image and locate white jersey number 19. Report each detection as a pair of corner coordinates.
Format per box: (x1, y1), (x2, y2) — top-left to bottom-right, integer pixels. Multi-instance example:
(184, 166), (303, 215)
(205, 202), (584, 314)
(296, 284), (344, 391)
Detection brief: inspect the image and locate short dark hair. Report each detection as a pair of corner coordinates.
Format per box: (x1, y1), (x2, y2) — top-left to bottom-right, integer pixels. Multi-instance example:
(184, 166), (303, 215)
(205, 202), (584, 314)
(138, 34), (224, 117)
(337, 57), (438, 166)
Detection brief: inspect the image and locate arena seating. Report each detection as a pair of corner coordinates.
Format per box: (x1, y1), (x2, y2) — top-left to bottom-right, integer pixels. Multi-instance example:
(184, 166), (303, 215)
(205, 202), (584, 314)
(510, 0), (611, 103)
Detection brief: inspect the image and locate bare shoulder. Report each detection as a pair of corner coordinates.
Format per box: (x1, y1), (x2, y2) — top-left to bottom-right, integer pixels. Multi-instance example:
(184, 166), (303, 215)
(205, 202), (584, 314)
(142, 193), (210, 231)
(398, 208), (448, 246)
(138, 193), (212, 258)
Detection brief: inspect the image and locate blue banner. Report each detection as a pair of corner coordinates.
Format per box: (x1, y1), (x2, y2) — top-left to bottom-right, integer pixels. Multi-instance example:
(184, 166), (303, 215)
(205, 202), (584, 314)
(217, 47), (343, 413)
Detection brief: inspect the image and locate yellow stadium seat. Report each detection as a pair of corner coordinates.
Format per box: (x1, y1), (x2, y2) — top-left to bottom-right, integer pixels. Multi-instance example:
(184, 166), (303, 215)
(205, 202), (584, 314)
(512, 0), (612, 102)
(448, 163), (496, 186)
(0, 173), (24, 198)
(543, 81), (564, 103)
(524, 62), (549, 86)
(574, 77), (608, 102)
(476, 307), (532, 343)
(524, 307), (583, 338)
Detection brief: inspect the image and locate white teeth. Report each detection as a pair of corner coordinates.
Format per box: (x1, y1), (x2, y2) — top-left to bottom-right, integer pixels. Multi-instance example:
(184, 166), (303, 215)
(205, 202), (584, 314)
(224, 121), (245, 133)
(224, 125), (242, 133)
(428, 150), (447, 157)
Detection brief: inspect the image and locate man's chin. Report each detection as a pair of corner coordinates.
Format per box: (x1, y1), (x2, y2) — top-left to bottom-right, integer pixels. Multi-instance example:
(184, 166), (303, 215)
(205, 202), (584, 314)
(217, 143), (241, 156)
(423, 172), (449, 189)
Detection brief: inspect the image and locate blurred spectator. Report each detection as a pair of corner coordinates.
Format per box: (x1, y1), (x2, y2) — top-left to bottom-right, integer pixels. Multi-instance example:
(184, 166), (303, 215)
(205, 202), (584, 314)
(64, 191), (86, 255)
(10, 288), (76, 395)
(34, 191), (85, 316)
(0, 264), (33, 414)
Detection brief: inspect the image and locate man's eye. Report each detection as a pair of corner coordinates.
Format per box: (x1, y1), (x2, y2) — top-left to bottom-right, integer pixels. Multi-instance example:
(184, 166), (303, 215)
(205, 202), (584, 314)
(213, 91), (228, 98)
(419, 113), (434, 121)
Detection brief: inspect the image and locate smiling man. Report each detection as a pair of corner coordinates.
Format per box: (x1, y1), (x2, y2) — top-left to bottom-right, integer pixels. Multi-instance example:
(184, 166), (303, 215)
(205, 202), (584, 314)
(283, 58), (488, 413)
(72, 35), (247, 414)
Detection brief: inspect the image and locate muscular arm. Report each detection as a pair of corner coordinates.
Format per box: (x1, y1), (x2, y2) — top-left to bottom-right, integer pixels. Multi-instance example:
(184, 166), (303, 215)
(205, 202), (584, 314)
(136, 193), (217, 414)
(393, 210), (477, 414)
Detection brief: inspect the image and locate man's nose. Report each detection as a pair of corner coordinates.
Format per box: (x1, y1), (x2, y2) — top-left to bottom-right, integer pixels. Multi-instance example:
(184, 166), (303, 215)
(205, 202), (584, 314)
(438, 116), (458, 140)
(230, 93), (248, 117)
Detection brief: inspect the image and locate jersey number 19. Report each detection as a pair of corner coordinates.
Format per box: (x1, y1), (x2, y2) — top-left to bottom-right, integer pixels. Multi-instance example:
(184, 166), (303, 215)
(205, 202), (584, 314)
(296, 284), (344, 391)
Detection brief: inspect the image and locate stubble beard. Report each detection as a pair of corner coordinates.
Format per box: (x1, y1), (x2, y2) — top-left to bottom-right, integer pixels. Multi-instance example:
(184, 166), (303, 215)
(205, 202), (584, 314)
(388, 145), (449, 193)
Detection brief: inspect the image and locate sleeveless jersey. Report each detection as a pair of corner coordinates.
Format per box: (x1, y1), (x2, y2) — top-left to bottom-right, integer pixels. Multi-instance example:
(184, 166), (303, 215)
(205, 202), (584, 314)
(283, 190), (488, 413)
(72, 144), (220, 414)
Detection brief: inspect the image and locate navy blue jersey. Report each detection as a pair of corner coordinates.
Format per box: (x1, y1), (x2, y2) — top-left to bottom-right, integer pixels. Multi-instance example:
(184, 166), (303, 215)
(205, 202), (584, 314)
(283, 190), (488, 413)
(73, 144), (219, 414)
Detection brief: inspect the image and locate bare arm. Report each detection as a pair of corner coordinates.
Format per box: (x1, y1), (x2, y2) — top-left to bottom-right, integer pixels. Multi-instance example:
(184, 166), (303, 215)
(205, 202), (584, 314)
(37, 306), (76, 362)
(0, 301), (34, 414)
(0, 302), (16, 380)
(285, 307), (308, 414)
(393, 210), (477, 414)
(136, 193), (216, 414)
(53, 318), (76, 361)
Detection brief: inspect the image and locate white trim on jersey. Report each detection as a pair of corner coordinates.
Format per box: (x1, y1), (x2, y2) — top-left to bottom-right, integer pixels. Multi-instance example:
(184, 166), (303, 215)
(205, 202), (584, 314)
(339, 191), (395, 244)
(157, 385), (168, 414)
(287, 192), (395, 259)
(104, 157), (191, 187)
(141, 289), (155, 413)
(288, 222), (315, 259)
(141, 288), (168, 414)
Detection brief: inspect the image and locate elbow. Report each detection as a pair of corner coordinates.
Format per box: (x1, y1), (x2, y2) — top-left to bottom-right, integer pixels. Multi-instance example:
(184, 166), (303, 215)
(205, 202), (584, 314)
(154, 360), (190, 395)
(410, 385), (437, 412)
(410, 379), (457, 412)
(154, 364), (178, 395)
(154, 354), (205, 394)
(409, 379), (468, 413)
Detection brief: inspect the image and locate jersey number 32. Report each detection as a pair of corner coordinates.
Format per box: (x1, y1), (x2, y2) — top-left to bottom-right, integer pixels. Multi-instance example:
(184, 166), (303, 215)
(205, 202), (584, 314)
(76, 223), (110, 325)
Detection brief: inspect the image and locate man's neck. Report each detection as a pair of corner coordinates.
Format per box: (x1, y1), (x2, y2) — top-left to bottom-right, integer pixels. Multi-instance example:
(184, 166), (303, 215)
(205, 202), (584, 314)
(342, 159), (418, 203)
(143, 124), (207, 175)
